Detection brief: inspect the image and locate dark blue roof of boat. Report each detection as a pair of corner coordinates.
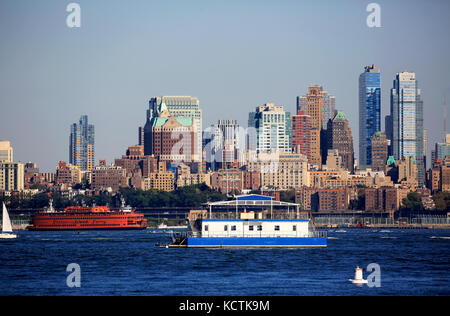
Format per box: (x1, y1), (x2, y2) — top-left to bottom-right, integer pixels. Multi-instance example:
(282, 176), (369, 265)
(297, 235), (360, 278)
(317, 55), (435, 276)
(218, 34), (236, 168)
(236, 195), (273, 201)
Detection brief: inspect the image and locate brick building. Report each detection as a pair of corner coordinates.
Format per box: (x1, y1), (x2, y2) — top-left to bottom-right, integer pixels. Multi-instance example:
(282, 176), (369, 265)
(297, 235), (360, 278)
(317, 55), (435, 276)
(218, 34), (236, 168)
(296, 187), (349, 213)
(365, 187), (398, 212)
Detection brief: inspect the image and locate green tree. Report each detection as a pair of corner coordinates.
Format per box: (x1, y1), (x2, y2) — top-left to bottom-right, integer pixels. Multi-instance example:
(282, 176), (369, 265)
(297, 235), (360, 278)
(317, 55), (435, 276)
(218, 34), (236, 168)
(432, 192), (450, 211)
(280, 190), (296, 203)
(400, 192), (424, 212)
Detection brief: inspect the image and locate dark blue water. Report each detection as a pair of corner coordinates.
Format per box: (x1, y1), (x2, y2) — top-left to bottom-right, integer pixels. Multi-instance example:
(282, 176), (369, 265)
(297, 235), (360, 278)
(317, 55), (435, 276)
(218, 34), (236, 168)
(0, 229), (449, 296)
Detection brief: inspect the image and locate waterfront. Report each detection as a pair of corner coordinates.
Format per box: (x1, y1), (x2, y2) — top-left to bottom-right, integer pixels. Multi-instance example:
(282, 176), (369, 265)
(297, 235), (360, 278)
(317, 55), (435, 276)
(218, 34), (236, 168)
(0, 229), (449, 296)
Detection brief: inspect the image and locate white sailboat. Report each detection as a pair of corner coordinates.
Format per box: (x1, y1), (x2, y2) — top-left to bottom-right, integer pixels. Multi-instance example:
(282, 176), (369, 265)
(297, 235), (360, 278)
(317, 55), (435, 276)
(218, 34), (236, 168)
(0, 203), (17, 239)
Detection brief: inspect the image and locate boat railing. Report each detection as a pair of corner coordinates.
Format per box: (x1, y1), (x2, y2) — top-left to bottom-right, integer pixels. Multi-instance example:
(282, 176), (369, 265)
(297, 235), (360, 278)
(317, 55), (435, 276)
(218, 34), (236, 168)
(182, 231), (327, 239)
(205, 212), (310, 220)
(308, 230), (327, 238)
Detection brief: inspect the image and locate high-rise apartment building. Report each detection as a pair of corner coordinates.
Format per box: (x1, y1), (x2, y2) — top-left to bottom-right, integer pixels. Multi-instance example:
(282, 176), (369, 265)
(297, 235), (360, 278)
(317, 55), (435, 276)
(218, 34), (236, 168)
(371, 132), (388, 173)
(248, 103), (291, 154)
(297, 86), (336, 130)
(144, 98), (197, 163)
(0, 161), (24, 192)
(297, 86), (336, 167)
(206, 120), (242, 170)
(56, 161), (82, 185)
(359, 65), (381, 167)
(138, 126), (145, 147)
(147, 96), (202, 162)
(247, 153), (309, 190)
(389, 71), (424, 186)
(440, 156), (450, 192)
(296, 187), (349, 213)
(385, 115), (393, 156)
(291, 110), (312, 162)
(69, 115), (95, 171)
(91, 165), (129, 193)
(432, 134), (450, 164)
(327, 111), (354, 173)
(0, 141), (13, 163)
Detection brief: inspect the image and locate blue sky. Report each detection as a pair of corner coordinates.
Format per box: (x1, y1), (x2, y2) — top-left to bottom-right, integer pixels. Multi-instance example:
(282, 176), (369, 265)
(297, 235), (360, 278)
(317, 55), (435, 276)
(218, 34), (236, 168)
(1, 0), (449, 171)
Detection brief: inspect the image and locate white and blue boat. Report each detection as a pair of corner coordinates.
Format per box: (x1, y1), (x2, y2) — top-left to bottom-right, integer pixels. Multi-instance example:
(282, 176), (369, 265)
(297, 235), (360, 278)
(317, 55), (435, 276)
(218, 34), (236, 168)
(170, 195), (327, 248)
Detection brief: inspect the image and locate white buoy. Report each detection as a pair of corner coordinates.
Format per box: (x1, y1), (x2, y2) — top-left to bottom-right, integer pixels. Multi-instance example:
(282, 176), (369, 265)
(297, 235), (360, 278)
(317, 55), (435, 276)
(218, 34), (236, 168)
(349, 266), (368, 285)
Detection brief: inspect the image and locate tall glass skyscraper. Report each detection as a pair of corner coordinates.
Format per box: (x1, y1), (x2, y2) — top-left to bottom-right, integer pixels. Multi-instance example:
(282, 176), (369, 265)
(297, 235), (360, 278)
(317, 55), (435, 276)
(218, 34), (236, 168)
(70, 115), (95, 171)
(359, 64), (381, 167)
(390, 71), (424, 186)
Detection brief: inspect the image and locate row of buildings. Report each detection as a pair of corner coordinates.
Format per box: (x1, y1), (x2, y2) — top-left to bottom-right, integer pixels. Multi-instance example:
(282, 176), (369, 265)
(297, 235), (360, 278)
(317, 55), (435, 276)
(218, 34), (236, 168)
(2, 65), (449, 213)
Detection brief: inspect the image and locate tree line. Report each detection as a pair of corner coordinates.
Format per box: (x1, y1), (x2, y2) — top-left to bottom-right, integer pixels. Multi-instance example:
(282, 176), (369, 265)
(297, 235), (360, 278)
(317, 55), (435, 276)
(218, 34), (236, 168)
(0, 184), (228, 210)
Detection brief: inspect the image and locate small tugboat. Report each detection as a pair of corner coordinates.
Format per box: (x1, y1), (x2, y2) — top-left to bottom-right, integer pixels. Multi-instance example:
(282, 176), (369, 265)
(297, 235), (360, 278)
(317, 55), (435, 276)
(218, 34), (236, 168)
(165, 195), (327, 248)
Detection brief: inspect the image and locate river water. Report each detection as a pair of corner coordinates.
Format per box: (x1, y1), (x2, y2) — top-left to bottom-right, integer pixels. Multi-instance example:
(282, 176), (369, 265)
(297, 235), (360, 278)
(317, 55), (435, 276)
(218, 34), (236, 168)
(0, 229), (448, 296)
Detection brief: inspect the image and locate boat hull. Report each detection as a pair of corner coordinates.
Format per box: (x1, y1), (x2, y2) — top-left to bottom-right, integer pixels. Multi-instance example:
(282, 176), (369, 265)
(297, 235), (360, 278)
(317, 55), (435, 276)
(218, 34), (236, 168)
(27, 208), (147, 231)
(27, 227), (146, 232)
(0, 233), (17, 239)
(186, 237), (327, 248)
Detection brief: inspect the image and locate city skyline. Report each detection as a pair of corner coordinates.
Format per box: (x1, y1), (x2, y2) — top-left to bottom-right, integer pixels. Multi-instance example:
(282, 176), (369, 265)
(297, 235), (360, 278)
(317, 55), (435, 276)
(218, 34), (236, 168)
(1, 0), (450, 172)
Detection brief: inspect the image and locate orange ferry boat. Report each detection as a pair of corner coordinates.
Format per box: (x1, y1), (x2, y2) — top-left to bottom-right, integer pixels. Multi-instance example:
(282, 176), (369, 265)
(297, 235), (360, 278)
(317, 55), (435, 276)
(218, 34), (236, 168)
(27, 205), (147, 231)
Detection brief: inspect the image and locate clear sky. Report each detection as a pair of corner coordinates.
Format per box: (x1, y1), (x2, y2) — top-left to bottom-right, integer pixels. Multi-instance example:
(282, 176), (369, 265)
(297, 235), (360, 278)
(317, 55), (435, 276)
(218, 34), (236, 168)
(1, 0), (449, 172)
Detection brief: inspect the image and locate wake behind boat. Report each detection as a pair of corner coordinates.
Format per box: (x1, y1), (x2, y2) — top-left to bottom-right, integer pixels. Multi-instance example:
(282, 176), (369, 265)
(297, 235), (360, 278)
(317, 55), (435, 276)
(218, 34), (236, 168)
(0, 203), (17, 239)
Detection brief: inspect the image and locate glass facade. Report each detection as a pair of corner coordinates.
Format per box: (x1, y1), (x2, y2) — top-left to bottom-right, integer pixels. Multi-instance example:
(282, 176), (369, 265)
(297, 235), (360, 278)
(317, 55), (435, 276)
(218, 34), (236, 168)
(390, 72), (424, 186)
(70, 115), (95, 171)
(359, 65), (381, 167)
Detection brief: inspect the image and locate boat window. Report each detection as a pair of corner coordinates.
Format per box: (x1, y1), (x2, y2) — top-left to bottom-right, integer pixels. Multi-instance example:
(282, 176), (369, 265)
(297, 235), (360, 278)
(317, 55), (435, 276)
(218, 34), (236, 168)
(231, 225), (236, 231)
(293, 225), (297, 231)
(249, 225), (254, 231)
(204, 225), (209, 231)
(257, 225), (262, 231)
(224, 225), (228, 231)
(275, 225), (280, 231)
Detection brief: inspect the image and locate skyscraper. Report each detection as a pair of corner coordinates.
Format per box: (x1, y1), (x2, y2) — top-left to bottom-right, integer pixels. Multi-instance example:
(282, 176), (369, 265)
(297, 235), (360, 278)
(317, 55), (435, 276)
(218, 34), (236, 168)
(0, 141), (23, 192)
(297, 86), (336, 167)
(144, 99), (196, 163)
(432, 134), (450, 164)
(291, 110), (312, 162)
(0, 141), (13, 163)
(371, 132), (388, 173)
(147, 96), (202, 162)
(248, 103), (291, 154)
(0, 161), (24, 192)
(359, 65), (381, 167)
(297, 86), (336, 130)
(327, 111), (354, 172)
(69, 115), (95, 171)
(389, 71), (424, 186)
(138, 126), (145, 147)
(205, 120), (241, 170)
(385, 115), (393, 156)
